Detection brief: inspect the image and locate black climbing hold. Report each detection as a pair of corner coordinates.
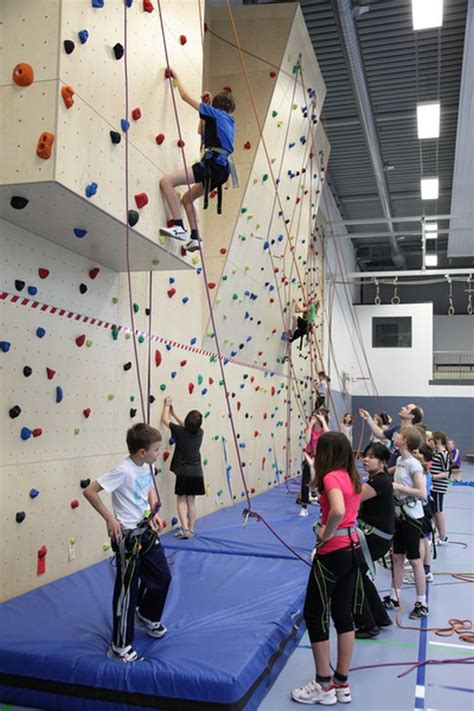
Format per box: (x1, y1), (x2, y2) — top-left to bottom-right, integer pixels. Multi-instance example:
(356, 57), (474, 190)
(64, 39), (75, 55)
(79, 283), (88, 294)
(130, 408), (137, 418)
(110, 130), (121, 144)
(9, 405), (22, 419)
(80, 479), (91, 489)
(123, 361), (132, 371)
(128, 210), (139, 227)
(15, 280), (25, 291)
(145, 308), (151, 316)
(23, 366), (33, 377)
(149, 395), (155, 404)
(113, 43), (124, 60)
(10, 196), (29, 210)
(16, 512), (26, 524)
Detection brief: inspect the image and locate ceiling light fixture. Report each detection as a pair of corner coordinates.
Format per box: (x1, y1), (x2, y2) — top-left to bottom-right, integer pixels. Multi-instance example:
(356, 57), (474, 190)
(417, 102), (441, 138)
(421, 177), (439, 200)
(412, 0), (443, 31)
(425, 221), (438, 232)
(425, 254), (438, 267)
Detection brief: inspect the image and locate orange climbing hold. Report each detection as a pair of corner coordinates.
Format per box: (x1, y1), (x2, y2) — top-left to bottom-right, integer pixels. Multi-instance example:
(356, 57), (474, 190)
(61, 85), (75, 109)
(36, 132), (55, 160)
(12, 62), (34, 87)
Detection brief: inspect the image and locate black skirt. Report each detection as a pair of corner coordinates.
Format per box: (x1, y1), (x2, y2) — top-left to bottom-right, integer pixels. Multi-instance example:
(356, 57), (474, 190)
(175, 475), (205, 496)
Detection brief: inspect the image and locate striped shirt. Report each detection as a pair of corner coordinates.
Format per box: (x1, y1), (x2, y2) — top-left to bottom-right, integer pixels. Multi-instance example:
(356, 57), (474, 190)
(430, 450), (450, 494)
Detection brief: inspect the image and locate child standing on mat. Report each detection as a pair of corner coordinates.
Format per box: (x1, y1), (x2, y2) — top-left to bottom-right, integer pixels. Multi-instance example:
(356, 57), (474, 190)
(291, 432), (362, 706)
(159, 70), (236, 253)
(161, 397), (205, 539)
(83, 423), (171, 663)
(430, 430), (451, 545)
(299, 410), (329, 517)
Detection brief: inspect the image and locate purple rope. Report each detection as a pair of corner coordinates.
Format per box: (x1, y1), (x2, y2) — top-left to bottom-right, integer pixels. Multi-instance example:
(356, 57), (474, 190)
(348, 656), (474, 678)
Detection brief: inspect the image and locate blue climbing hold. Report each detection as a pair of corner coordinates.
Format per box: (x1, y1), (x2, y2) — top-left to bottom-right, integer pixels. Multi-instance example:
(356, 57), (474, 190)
(73, 228), (88, 238)
(121, 119), (129, 132)
(1, 341), (11, 353)
(165, 344), (172, 351)
(196, 267), (202, 275)
(288, 142), (295, 149)
(28, 286), (38, 296)
(36, 327), (46, 338)
(231, 350), (237, 357)
(190, 337), (197, 345)
(85, 182), (98, 198)
(171, 371), (177, 378)
(56, 386), (64, 403)
(92, 0), (104, 7)
(21, 427), (33, 441)
(169, 277), (175, 284)
(263, 241), (270, 250)
(201, 388), (208, 395)
(78, 29), (89, 44)
(171, 516), (178, 526)
(29, 488), (40, 498)
(182, 297), (189, 304)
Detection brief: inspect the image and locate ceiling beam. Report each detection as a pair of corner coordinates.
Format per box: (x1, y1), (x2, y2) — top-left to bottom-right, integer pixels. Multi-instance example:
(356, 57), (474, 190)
(346, 268), (473, 279)
(326, 213), (473, 226)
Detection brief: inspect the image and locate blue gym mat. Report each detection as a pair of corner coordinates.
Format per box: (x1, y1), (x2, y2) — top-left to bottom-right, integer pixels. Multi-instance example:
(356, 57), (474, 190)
(0, 482), (317, 711)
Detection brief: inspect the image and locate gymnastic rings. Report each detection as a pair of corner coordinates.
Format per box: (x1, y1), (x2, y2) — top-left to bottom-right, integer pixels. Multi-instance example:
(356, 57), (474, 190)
(391, 279), (400, 305)
(374, 280), (381, 305)
(448, 305), (455, 316)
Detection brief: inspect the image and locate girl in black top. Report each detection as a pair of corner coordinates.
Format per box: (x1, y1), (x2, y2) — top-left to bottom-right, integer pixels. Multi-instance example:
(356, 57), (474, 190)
(354, 442), (395, 638)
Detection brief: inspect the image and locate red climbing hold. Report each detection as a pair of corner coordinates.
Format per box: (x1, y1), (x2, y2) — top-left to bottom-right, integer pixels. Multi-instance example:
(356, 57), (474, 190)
(61, 85), (75, 109)
(167, 287), (176, 298)
(179, 35), (187, 46)
(143, 0), (154, 12)
(243, 141), (251, 150)
(75, 334), (86, 347)
(12, 63), (34, 87)
(135, 192), (148, 209)
(180, 246), (187, 257)
(180, 360), (187, 367)
(223, 86), (232, 93)
(37, 545), (48, 575)
(38, 268), (49, 279)
(271, 386), (276, 396)
(32, 428), (43, 437)
(274, 267), (279, 273)
(208, 282), (216, 289)
(209, 190), (217, 199)
(132, 107), (142, 121)
(89, 267), (100, 280)
(155, 133), (165, 145)
(188, 382), (194, 394)
(71, 499), (80, 509)
(177, 139), (185, 147)
(271, 328), (277, 334)
(263, 412), (268, 419)
(83, 408), (91, 418)
(220, 248), (227, 255)
(163, 451), (170, 462)
(253, 431), (259, 437)
(46, 367), (56, 380)
(204, 22), (208, 32)
(237, 401), (241, 411)
(164, 67), (173, 79)
(269, 71), (277, 78)
(209, 377), (214, 385)
(36, 132), (54, 160)
(154, 349), (162, 367)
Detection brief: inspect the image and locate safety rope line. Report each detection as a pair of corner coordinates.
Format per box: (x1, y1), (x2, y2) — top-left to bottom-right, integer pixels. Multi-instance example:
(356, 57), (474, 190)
(146, 270), (154, 425)
(156, 0), (252, 510)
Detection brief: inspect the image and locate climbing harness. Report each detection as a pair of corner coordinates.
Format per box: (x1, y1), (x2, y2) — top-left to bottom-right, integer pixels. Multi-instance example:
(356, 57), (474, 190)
(201, 147), (238, 214)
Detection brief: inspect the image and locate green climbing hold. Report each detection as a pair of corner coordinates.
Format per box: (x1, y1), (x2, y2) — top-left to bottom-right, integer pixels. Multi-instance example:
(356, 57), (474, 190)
(203, 458), (208, 465)
(272, 110), (278, 117)
(241, 207), (248, 214)
(130, 395), (135, 401)
(108, 394), (114, 401)
(112, 297), (118, 304)
(212, 435), (219, 440)
(138, 335), (145, 343)
(152, 259), (160, 266)
(210, 355), (217, 363)
(204, 411), (210, 418)
(133, 303), (139, 313)
(222, 275), (228, 281)
(159, 235), (167, 246)
(111, 325), (119, 340)
(232, 293), (238, 300)
(160, 384), (166, 391)
(219, 379), (224, 386)
(262, 174), (269, 182)
(197, 374), (203, 385)
(86, 340), (93, 347)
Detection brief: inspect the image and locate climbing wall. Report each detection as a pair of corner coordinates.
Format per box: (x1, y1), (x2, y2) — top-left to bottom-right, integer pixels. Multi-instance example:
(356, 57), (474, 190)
(0, 1), (328, 601)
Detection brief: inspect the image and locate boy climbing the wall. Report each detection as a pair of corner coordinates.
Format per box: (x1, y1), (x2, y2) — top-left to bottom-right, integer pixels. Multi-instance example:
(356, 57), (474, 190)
(159, 69), (236, 253)
(83, 423), (171, 662)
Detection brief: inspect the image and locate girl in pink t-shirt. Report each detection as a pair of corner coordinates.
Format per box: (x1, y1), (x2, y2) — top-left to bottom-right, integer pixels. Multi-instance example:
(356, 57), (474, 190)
(299, 411), (329, 517)
(291, 432), (362, 707)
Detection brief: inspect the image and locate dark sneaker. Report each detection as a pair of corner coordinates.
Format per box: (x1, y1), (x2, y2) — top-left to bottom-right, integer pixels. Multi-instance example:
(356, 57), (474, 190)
(382, 595), (399, 610)
(408, 602), (429, 620)
(135, 609), (167, 638)
(355, 626), (380, 639)
(107, 644), (144, 662)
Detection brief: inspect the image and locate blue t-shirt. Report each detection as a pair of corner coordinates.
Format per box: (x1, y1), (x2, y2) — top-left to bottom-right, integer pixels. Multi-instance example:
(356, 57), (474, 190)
(199, 103), (235, 155)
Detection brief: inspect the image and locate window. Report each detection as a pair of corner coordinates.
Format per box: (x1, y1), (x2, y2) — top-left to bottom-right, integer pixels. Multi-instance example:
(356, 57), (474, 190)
(372, 317), (412, 348)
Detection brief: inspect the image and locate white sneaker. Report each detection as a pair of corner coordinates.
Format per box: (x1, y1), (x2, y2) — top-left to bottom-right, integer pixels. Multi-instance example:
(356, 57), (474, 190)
(291, 680), (337, 705)
(185, 238), (202, 252)
(299, 507), (309, 517)
(403, 571), (415, 584)
(135, 609), (167, 638)
(425, 572), (434, 582)
(437, 536), (448, 546)
(107, 643), (144, 662)
(159, 224), (189, 241)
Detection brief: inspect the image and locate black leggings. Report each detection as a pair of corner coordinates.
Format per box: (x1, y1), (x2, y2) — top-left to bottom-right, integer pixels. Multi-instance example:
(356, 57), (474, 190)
(353, 534), (392, 630)
(289, 317), (309, 349)
(301, 460), (311, 505)
(304, 545), (362, 643)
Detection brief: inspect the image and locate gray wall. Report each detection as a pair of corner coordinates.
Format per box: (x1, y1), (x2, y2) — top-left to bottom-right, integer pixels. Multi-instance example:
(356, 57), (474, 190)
(433, 315), (474, 352)
(352, 395), (474, 459)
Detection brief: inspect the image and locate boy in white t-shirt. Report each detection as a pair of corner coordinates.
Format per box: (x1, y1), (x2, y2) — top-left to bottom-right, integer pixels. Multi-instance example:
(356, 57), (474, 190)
(84, 423), (171, 662)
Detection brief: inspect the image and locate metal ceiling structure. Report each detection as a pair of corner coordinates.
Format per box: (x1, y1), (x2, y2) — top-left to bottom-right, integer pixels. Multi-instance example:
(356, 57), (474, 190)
(251, 0), (473, 273)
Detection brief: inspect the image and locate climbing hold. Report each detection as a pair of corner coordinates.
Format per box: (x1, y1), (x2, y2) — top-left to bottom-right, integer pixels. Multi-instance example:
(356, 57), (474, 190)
(21, 427), (32, 441)
(23, 366), (33, 377)
(79, 283), (88, 294)
(177, 139), (185, 148)
(89, 267), (100, 279)
(180, 35), (187, 45)
(133, 303), (139, 313)
(75, 334), (86, 347)
(28, 286), (38, 296)
(113, 43), (124, 60)
(9, 405), (21, 419)
(37, 545), (47, 575)
(46, 367), (56, 380)
(167, 287), (176, 298)
(63, 39), (75, 55)
(111, 325), (119, 340)
(36, 132), (55, 160)
(155, 350), (162, 367)
(36, 327), (46, 338)
(163, 451), (170, 462)
(73, 228), (88, 238)
(123, 361), (132, 371)
(197, 374), (203, 385)
(243, 141), (251, 150)
(32, 428), (43, 438)
(180, 360), (187, 367)
(108, 394), (115, 401)
(12, 62), (34, 87)
(38, 268), (49, 279)
(182, 296), (189, 304)
(15, 280), (25, 291)
(220, 247), (227, 255)
(120, 119), (129, 132)
(208, 282), (216, 289)
(71, 499), (80, 509)
(130, 408), (137, 418)
(155, 133), (165, 145)
(135, 192), (148, 209)
(61, 85), (75, 109)
(164, 67), (173, 79)
(16, 512), (26, 523)
(269, 70), (277, 78)
(110, 130), (121, 144)
(92, 0), (104, 7)
(83, 408), (91, 418)
(56, 386), (63, 404)
(78, 29), (89, 44)
(128, 210), (139, 227)
(85, 182), (98, 198)
(29, 488), (39, 498)
(10, 196), (29, 210)
(132, 107), (142, 121)
(149, 394), (155, 404)
(188, 383), (194, 394)
(80, 479), (91, 488)
(144, 0), (154, 12)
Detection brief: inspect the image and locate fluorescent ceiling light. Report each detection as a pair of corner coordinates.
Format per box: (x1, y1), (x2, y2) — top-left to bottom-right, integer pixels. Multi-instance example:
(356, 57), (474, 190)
(417, 102), (440, 138)
(425, 221), (438, 232)
(421, 177), (439, 200)
(425, 254), (438, 267)
(425, 232), (438, 240)
(412, 0), (443, 30)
